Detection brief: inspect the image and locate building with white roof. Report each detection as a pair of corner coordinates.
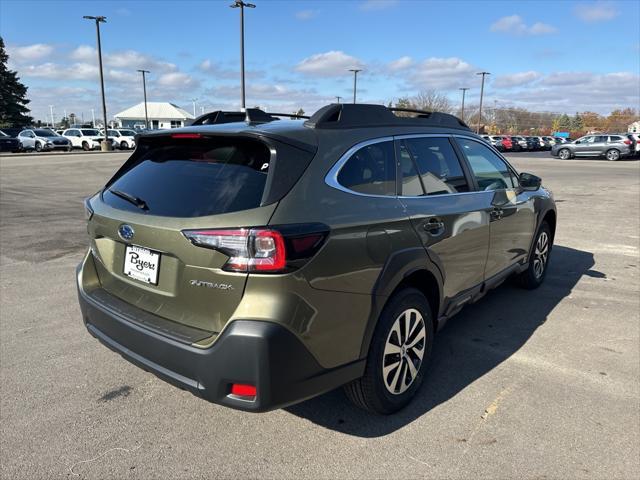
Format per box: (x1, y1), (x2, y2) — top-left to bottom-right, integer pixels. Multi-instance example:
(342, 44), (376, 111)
(114, 102), (195, 130)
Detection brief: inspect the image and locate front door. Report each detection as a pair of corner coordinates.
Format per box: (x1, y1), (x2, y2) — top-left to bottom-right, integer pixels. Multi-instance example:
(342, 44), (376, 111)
(396, 135), (490, 303)
(454, 137), (536, 281)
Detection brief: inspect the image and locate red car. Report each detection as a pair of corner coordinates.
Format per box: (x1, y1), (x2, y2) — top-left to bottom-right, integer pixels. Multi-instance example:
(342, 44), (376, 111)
(492, 136), (513, 150)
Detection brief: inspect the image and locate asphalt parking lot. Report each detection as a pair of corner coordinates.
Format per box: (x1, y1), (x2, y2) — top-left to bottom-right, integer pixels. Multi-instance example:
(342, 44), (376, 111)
(1, 151), (638, 479)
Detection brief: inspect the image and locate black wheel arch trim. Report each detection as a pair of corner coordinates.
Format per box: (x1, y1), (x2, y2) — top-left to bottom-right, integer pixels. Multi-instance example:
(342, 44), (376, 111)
(360, 247), (443, 358)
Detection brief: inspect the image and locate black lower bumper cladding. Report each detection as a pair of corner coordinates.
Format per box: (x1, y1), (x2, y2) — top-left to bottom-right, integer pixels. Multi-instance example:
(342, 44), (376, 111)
(77, 281), (363, 412)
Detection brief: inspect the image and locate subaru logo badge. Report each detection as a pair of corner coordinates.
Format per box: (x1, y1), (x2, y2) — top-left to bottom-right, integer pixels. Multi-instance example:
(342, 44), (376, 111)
(118, 224), (134, 241)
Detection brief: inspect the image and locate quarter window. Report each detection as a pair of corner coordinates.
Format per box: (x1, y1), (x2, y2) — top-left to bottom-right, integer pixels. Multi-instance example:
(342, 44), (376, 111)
(337, 141), (396, 196)
(405, 137), (469, 195)
(456, 138), (516, 191)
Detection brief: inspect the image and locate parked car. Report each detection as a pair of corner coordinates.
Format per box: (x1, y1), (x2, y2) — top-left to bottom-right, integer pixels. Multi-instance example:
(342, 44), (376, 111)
(77, 103), (557, 414)
(0, 130), (22, 152)
(627, 133), (640, 156)
(481, 135), (503, 151)
(551, 134), (634, 161)
(106, 129), (137, 150)
(63, 128), (107, 150)
(492, 136), (511, 151)
(18, 128), (72, 152)
(553, 137), (571, 144)
(536, 136), (551, 150)
(511, 136), (528, 150)
(542, 137), (557, 147)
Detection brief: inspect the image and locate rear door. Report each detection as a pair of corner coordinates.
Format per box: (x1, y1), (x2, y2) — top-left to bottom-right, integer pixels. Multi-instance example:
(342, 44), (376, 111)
(89, 134), (313, 335)
(396, 135), (490, 302)
(454, 136), (536, 280)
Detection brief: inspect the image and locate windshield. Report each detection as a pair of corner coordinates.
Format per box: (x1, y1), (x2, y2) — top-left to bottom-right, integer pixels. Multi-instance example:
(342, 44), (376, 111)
(107, 130), (120, 136)
(34, 129), (58, 137)
(81, 129), (100, 136)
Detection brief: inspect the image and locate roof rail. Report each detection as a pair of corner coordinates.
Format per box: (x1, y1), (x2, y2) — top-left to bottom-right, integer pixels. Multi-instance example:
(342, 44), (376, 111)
(191, 109), (309, 126)
(304, 103), (470, 131)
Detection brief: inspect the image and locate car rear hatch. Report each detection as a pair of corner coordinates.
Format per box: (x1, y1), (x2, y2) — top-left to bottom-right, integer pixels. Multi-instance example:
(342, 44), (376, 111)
(86, 130), (315, 343)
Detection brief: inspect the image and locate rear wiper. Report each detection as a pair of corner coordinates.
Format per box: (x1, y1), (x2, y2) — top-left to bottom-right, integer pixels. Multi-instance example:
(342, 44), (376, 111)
(108, 188), (149, 211)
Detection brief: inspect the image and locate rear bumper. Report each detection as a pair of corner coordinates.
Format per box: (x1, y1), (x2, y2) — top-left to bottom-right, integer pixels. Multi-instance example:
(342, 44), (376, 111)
(76, 259), (364, 412)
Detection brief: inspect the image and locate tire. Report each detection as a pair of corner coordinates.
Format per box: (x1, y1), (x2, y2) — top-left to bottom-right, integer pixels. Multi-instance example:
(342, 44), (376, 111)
(35, 142), (43, 152)
(82, 141), (90, 151)
(120, 141), (128, 150)
(344, 288), (434, 414)
(558, 148), (571, 160)
(516, 222), (552, 290)
(605, 149), (620, 161)
(66, 146), (73, 152)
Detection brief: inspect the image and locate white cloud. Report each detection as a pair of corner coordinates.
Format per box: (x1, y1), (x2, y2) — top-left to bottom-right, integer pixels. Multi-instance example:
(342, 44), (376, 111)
(388, 56), (413, 71)
(359, 0), (399, 11)
(157, 72), (198, 89)
(405, 57), (476, 90)
(70, 45), (96, 62)
(493, 71), (541, 88)
(574, 1), (619, 22)
(7, 43), (54, 62)
(295, 51), (364, 77)
(105, 50), (176, 72)
(295, 9), (319, 20)
(490, 15), (557, 35)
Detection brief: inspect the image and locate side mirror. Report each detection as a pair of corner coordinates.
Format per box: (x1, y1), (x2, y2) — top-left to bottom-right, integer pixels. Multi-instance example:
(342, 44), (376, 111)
(519, 172), (541, 191)
(575, 140), (581, 144)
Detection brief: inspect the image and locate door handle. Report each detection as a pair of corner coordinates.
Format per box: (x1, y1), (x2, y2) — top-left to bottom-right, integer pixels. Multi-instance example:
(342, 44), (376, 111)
(422, 219), (445, 236)
(490, 208), (504, 221)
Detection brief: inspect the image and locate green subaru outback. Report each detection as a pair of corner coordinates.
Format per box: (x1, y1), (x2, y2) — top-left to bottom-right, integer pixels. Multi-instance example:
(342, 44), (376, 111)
(77, 104), (556, 414)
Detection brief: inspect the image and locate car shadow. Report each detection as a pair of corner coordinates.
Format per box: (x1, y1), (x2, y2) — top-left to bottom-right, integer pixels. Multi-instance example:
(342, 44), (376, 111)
(285, 245), (595, 437)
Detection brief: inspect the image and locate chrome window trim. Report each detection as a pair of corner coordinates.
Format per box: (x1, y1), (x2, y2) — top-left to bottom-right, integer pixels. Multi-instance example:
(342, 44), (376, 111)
(324, 136), (396, 198)
(324, 132), (503, 199)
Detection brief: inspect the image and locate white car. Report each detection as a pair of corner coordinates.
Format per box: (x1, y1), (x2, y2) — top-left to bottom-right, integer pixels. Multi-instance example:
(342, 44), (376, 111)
(107, 129), (137, 150)
(62, 128), (105, 151)
(18, 129), (72, 152)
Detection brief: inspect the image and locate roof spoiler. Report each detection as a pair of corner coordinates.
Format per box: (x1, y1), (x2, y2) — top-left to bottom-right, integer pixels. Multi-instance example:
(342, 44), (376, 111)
(191, 109), (309, 126)
(304, 103), (470, 130)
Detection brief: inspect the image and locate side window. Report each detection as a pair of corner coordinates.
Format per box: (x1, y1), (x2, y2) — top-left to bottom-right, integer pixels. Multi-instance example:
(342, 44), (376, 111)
(593, 136), (607, 143)
(399, 143), (424, 196)
(456, 138), (516, 191)
(337, 141), (396, 196)
(405, 137), (469, 194)
(582, 136), (594, 143)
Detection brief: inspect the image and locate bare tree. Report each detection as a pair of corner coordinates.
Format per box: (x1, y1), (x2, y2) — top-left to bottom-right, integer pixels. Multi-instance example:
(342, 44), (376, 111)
(393, 90), (455, 114)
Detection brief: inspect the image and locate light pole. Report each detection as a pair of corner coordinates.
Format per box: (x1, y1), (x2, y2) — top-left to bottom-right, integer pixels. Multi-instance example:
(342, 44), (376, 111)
(336, 96), (342, 104)
(49, 105), (55, 128)
(349, 69), (362, 104)
(476, 71), (490, 134)
(191, 98), (198, 117)
(459, 87), (469, 123)
(83, 15), (110, 150)
(230, 1), (256, 111)
(137, 69), (150, 130)
(91, 108), (96, 128)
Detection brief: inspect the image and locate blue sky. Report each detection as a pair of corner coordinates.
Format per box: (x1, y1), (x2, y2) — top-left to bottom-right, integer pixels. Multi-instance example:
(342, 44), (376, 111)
(1, 0), (638, 121)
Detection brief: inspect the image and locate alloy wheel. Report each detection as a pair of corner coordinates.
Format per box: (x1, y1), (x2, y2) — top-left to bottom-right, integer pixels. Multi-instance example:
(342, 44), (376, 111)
(606, 149), (619, 161)
(559, 149), (570, 160)
(382, 308), (426, 395)
(533, 231), (549, 279)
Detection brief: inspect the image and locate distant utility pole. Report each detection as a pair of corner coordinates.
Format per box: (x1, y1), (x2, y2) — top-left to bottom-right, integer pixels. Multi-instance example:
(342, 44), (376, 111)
(349, 69), (362, 104)
(459, 87), (469, 123)
(191, 98), (198, 117)
(476, 71), (490, 134)
(336, 96), (342, 104)
(230, 0), (256, 111)
(137, 69), (150, 130)
(83, 15), (110, 149)
(91, 108), (96, 128)
(49, 105), (55, 127)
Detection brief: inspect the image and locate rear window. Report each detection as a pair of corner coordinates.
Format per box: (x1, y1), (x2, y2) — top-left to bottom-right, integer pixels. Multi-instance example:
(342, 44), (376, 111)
(103, 138), (273, 217)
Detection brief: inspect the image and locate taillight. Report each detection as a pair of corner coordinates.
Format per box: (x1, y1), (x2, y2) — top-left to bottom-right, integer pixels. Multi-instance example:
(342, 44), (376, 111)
(624, 139), (632, 145)
(182, 224), (328, 273)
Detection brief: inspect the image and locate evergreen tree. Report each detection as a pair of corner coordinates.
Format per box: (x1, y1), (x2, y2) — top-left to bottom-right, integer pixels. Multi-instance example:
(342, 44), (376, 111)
(571, 112), (584, 132)
(556, 113), (572, 131)
(0, 36), (32, 127)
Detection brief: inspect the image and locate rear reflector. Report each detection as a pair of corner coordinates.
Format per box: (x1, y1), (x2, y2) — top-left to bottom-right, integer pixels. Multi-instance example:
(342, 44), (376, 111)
(231, 384), (257, 398)
(171, 133), (202, 139)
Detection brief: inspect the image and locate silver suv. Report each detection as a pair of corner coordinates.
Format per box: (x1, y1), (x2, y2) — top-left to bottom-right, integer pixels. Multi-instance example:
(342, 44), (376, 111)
(551, 134), (634, 161)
